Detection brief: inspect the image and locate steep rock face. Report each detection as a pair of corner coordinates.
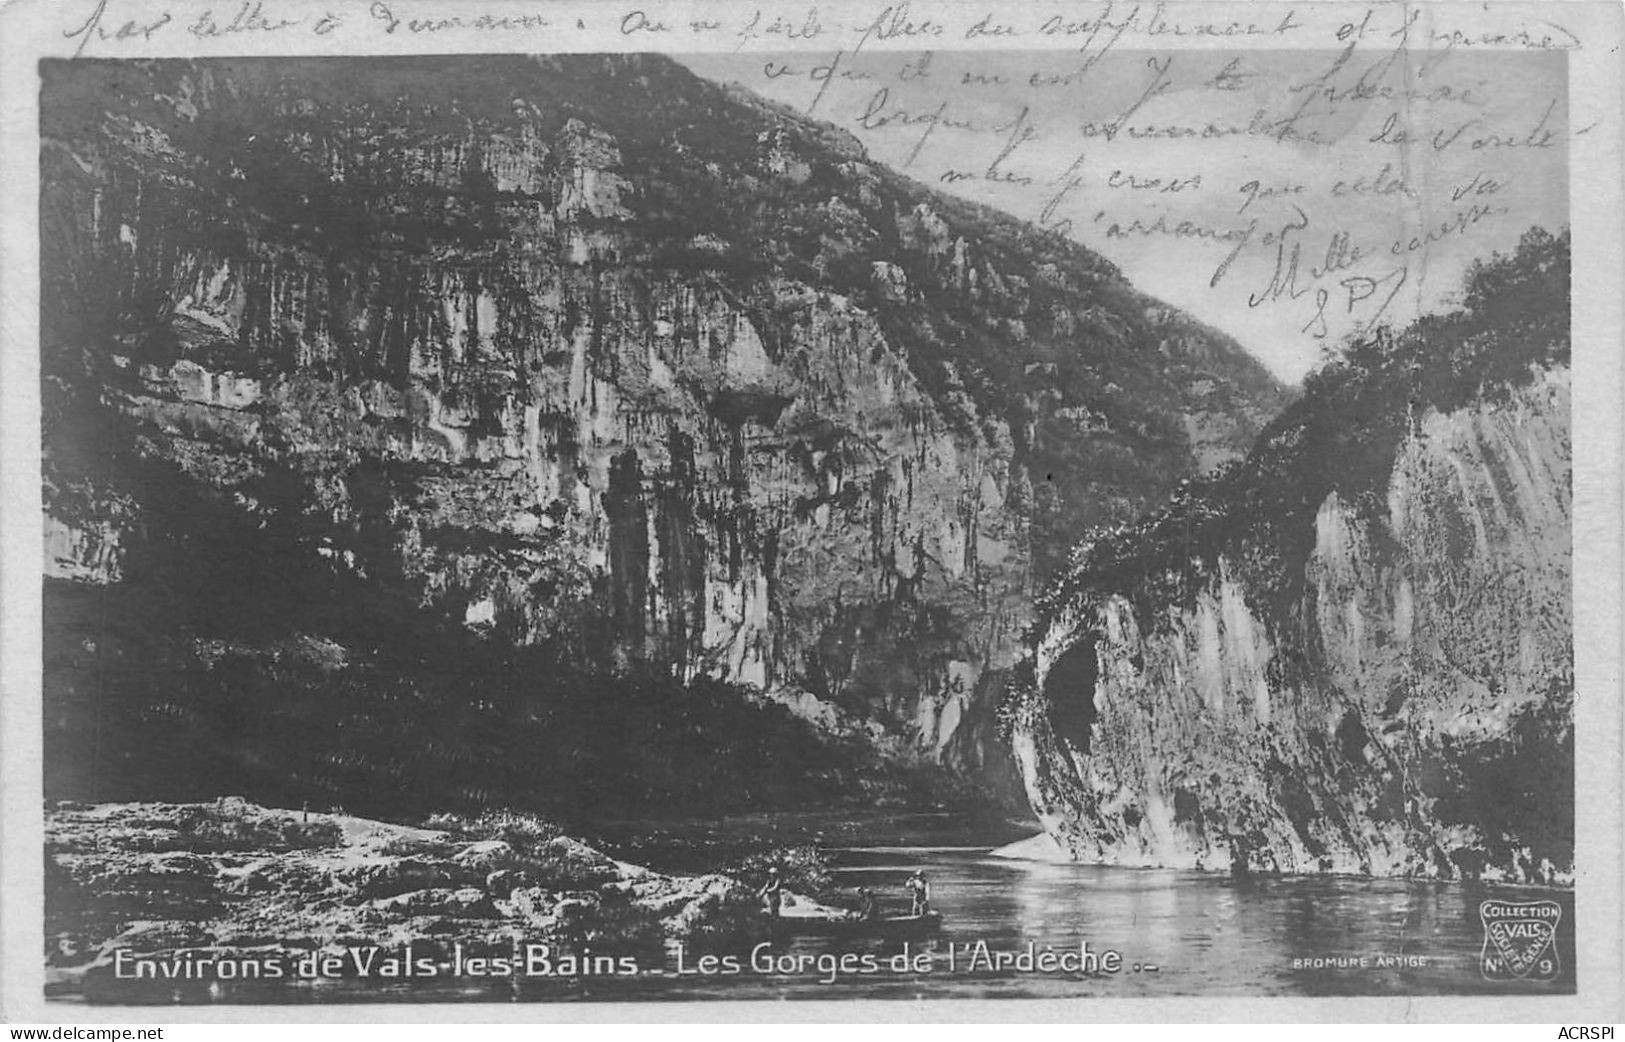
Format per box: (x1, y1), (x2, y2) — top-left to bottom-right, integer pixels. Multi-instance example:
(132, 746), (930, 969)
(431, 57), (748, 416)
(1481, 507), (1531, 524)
(41, 56), (1282, 785)
(1012, 231), (1572, 882)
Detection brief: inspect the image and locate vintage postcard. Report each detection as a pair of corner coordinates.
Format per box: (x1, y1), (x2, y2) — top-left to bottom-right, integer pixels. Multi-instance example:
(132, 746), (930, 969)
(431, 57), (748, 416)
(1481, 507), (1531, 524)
(1, 0), (1620, 1023)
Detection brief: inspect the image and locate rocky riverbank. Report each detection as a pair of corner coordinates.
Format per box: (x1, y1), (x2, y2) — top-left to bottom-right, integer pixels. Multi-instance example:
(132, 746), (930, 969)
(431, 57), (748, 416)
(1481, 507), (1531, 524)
(45, 798), (832, 1001)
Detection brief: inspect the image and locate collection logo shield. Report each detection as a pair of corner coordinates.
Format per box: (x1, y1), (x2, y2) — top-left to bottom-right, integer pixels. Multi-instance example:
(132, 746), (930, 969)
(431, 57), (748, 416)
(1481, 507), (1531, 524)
(1479, 899), (1562, 982)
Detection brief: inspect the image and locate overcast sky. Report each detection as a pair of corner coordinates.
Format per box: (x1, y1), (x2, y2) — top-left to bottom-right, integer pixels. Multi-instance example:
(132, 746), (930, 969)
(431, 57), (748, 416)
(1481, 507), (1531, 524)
(681, 48), (1568, 384)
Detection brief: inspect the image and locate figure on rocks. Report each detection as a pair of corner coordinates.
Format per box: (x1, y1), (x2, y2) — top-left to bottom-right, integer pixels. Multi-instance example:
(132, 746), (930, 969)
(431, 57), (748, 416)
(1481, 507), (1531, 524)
(758, 866), (783, 919)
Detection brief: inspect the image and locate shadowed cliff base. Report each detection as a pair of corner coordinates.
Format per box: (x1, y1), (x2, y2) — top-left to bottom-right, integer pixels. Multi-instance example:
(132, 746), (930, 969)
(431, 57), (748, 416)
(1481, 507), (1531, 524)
(43, 575), (1019, 827)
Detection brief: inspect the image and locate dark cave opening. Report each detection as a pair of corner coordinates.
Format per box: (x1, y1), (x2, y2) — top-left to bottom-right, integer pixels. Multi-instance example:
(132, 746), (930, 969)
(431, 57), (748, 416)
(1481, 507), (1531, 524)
(1044, 637), (1100, 753)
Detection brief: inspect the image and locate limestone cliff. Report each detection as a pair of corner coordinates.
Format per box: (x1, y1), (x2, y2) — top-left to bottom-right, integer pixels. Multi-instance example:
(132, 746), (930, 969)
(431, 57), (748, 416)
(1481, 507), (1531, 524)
(1012, 229), (1572, 882)
(40, 56), (1283, 803)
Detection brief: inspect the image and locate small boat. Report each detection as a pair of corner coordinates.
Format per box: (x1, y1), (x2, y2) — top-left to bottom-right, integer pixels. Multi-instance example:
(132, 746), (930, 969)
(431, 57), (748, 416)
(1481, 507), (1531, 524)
(767, 910), (944, 938)
(857, 910), (944, 938)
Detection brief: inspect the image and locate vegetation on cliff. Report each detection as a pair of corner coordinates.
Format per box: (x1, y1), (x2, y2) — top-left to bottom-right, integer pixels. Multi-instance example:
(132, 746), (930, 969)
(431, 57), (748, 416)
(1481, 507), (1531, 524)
(1040, 226), (1570, 637)
(41, 53), (1282, 592)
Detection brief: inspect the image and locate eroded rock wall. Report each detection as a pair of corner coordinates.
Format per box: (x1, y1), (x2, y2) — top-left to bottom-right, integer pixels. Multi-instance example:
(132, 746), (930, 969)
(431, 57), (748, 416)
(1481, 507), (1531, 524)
(41, 57), (1282, 785)
(1015, 369), (1572, 882)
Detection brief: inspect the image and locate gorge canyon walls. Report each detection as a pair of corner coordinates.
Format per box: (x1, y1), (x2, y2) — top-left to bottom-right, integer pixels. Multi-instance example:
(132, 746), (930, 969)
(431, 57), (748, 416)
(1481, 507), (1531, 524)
(40, 56), (1283, 802)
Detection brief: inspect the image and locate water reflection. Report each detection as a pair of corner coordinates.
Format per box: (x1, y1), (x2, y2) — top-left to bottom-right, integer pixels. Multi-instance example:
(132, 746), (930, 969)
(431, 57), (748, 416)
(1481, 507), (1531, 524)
(714, 848), (1571, 999)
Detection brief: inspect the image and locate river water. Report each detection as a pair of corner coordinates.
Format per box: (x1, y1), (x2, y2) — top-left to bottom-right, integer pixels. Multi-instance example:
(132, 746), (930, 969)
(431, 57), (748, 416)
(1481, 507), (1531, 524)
(103, 836), (1574, 1004)
(547, 843), (1576, 1001)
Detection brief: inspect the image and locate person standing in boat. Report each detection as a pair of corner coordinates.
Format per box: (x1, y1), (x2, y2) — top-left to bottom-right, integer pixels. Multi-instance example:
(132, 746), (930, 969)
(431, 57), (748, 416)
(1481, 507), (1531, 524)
(906, 869), (930, 916)
(758, 866), (784, 918)
(856, 887), (877, 921)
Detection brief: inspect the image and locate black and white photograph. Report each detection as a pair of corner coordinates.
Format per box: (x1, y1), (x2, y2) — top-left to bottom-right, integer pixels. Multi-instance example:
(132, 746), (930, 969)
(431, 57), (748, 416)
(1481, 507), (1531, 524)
(3, 0), (1621, 1021)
